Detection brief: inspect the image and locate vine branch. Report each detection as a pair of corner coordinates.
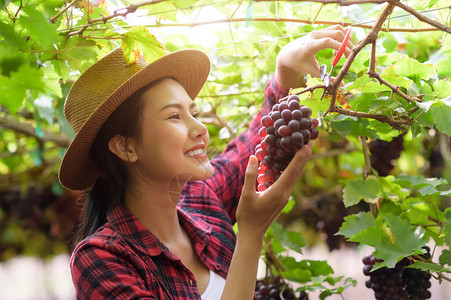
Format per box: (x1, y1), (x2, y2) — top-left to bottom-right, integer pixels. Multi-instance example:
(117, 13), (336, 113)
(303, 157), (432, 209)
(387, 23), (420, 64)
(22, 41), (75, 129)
(0, 114), (70, 148)
(50, 0), (79, 23)
(67, 0), (167, 36)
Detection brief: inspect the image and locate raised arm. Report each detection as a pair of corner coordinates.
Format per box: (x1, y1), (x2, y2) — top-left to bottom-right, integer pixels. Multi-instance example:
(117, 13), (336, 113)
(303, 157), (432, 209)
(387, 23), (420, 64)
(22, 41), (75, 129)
(219, 25), (354, 299)
(276, 25), (353, 90)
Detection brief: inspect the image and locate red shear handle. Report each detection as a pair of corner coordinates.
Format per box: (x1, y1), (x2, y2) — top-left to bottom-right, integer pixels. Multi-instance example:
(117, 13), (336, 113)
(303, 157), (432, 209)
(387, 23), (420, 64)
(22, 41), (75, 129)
(332, 27), (352, 67)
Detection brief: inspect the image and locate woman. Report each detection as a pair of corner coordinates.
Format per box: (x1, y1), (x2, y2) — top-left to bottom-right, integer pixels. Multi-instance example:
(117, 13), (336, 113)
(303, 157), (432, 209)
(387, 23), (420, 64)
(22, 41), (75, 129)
(60, 25), (352, 299)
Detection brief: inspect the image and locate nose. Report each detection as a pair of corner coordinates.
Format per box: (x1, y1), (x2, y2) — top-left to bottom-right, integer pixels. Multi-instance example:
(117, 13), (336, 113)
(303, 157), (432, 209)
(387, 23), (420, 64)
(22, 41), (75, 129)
(189, 116), (208, 140)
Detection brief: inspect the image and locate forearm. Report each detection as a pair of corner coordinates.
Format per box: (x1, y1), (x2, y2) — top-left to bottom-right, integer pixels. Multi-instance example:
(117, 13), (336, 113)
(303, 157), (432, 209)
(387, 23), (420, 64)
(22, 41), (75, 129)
(220, 232), (264, 300)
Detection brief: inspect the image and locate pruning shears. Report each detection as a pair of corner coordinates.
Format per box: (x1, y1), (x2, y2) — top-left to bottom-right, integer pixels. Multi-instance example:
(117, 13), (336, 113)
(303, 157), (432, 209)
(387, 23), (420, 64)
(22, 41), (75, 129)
(320, 27), (352, 101)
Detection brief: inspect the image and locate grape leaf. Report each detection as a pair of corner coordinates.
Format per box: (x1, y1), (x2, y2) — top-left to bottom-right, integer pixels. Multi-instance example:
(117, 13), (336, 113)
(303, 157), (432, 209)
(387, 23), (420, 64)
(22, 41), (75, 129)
(382, 33), (398, 52)
(269, 222), (305, 253)
(307, 260), (333, 276)
(439, 249), (451, 266)
(0, 22), (27, 51)
(350, 214), (427, 268)
(0, 65), (45, 114)
(345, 74), (371, 91)
(433, 80), (451, 99)
(392, 57), (435, 80)
(318, 277), (357, 300)
(407, 261), (449, 273)
(172, 0), (200, 9)
(279, 256), (312, 283)
(56, 38), (99, 75)
(342, 176), (382, 207)
(439, 33), (451, 59)
(437, 59), (451, 77)
(331, 117), (379, 138)
(394, 175), (447, 188)
(430, 97), (451, 135)
(336, 212), (376, 238)
(19, 5), (59, 48)
(427, 0), (439, 8)
(147, 1), (178, 22)
(380, 73), (412, 89)
(0, 0), (12, 9)
(444, 208), (451, 246)
(122, 26), (167, 65)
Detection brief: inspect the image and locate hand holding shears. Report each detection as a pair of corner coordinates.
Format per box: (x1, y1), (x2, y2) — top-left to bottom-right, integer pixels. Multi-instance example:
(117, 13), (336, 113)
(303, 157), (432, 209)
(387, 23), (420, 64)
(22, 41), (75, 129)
(320, 27), (352, 100)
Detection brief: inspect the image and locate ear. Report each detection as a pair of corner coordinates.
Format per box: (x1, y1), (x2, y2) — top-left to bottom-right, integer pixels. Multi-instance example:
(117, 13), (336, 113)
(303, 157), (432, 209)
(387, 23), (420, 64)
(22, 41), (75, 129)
(108, 135), (138, 163)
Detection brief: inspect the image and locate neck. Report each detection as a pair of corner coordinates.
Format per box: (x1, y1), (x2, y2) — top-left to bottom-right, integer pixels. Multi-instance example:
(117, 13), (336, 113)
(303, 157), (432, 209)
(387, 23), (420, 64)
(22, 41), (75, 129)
(124, 175), (188, 244)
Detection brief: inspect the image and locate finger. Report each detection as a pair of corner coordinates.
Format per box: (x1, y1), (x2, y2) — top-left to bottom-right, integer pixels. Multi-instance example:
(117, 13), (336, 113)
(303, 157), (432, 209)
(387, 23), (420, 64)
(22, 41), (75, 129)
(310, 29), (346, 42)
(309, 37), (344, 54)
(242, 155), (259, 196)
(271, 142), (314, 192)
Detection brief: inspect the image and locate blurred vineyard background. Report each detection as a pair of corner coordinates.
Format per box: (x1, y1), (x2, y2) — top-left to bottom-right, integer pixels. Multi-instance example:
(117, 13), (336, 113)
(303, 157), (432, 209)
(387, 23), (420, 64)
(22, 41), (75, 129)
(1, 0), (450, 299)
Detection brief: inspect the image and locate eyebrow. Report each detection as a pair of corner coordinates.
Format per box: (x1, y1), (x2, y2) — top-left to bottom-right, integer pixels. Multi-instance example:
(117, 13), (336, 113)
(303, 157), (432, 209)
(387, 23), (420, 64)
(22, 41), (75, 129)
(159, 101), (197, 113)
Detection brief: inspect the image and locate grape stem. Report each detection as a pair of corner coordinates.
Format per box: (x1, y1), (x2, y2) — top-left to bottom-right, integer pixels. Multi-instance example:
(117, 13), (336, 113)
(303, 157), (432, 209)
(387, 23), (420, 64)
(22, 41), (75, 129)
(359, 136), (378, 217)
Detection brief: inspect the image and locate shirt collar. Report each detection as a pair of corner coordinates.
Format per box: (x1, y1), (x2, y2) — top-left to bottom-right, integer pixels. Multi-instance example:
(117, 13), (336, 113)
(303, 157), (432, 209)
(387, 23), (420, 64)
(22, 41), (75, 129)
(107, 203), (212, 257)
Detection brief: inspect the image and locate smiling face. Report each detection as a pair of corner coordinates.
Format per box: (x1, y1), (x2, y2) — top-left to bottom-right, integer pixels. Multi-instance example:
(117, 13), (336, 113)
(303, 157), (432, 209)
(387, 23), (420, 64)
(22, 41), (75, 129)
(125, 78), (214, 185)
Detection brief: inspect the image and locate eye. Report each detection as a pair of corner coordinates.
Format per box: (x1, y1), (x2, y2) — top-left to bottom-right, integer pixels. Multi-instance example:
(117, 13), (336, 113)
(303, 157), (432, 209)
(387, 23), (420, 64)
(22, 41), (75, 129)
(192, 112), (199, 119)
(168, 113), (180, 119)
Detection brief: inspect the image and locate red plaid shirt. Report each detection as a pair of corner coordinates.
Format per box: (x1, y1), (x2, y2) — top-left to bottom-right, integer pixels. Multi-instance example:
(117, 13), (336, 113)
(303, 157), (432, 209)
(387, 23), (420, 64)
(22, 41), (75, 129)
(70, 77), (288, 299)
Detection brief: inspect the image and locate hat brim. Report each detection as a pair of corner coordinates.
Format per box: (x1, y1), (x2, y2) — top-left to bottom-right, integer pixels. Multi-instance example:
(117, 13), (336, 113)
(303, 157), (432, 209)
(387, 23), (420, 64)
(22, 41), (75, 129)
(59, 49), (211, 190)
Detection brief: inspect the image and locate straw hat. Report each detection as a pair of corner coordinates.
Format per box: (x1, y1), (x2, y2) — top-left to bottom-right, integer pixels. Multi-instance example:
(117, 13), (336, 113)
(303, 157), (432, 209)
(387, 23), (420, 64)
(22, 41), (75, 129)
(59, 46), (211, 190)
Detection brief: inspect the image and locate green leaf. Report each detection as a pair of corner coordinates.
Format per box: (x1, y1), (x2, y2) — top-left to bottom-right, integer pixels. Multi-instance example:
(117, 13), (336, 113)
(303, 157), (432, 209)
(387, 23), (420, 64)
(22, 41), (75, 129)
(0, 22), (27, 50)
(345, 75), (371, 91)
(147, 1), (178, 22)
(0, 47), (25, 76)
(331, 117), (379, 138)
(439, 249), (451, 266)
(342, 176), (382, 207)
(430, 97), (451, 135)
(269, 222), (305, 252)
(122, 26), (167, 65)
(394, 175), (447, 189)
(351, 214), (427, 268)
(336, 212), (376, 238)
(433, 80), (451, 99)
(408, 261), (449, 273)
(171, 0), (199, 9)
(380, 74), (412, 89)
(382, 33), (398, 52)
(440, 34), (451, 59)
(19, 5), (59, 48)
(392, 57), (435, 80)
(0, 65), (45, 114)
(427, 0), (439, 8)
(307, 260), (334, 276)
(0, 0), (11, 9)
(56, 38), (99, 76)
(437, 59), (451, 77)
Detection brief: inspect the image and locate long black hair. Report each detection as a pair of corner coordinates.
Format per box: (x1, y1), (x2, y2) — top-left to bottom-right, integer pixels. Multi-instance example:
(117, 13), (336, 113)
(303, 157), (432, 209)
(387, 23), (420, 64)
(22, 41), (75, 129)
(74, 78), (169, 243)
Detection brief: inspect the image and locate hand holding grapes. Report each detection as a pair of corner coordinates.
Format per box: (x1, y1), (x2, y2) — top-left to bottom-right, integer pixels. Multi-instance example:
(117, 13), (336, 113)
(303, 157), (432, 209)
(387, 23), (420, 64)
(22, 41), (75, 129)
(275, 25), (354, 89)
(236, 142), (313, 239)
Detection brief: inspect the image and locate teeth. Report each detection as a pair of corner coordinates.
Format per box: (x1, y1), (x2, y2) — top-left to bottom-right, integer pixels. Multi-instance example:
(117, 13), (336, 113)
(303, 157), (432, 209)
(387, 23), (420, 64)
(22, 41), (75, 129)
(185, 148), (204, 157)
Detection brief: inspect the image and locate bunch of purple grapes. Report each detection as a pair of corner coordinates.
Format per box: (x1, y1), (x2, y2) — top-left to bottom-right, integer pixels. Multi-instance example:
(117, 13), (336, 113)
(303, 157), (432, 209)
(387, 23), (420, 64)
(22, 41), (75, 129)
(402, 247), (432, 300)
(255, 275), (308, 300)
(368, 135), (404, 176)
(362, 254), (409, 300)
(362, 251), (432, 300)
(255, 94), (319, 191)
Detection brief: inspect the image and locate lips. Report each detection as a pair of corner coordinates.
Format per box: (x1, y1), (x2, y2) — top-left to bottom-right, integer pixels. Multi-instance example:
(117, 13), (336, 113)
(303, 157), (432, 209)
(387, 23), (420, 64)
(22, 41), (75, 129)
(184, 144), (207, 158)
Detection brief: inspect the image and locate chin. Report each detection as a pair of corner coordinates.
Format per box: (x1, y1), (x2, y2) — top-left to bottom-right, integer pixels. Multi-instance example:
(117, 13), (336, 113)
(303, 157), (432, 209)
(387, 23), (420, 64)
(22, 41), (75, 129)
(192, 162), (214, 181)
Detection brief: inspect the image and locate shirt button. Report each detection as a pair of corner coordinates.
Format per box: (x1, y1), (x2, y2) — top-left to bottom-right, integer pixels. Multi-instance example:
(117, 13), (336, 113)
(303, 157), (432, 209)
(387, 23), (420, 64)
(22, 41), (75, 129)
(189, 279), (194, 285)
(215, 263), (222, 270)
